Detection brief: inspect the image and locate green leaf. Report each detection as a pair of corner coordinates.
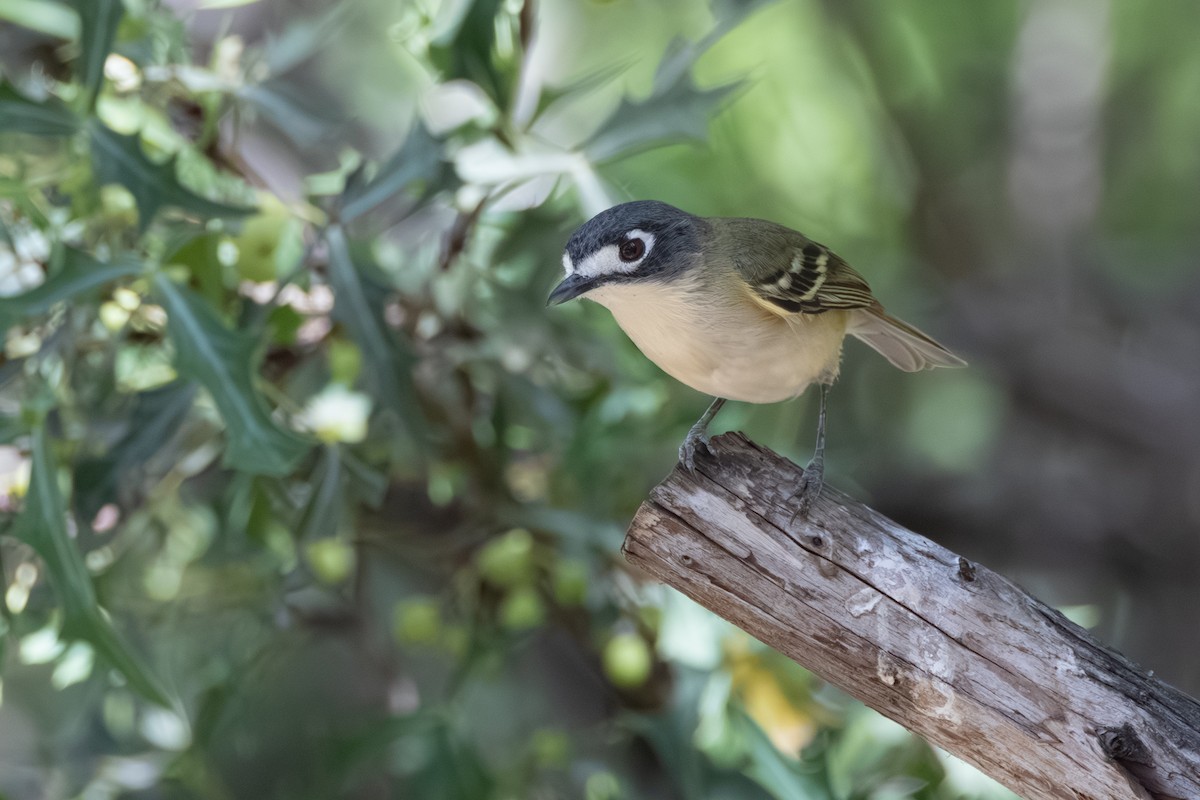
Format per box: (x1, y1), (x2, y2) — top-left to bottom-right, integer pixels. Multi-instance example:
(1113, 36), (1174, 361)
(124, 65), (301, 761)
(0, 247), (141, 330)
(341, 448), (388, 508)
(72, 0), (124, 112)
(261, 4), (351, 76)
(154, 274), (309, 475)
(293, 446), (387, 541)
(88, 120), (256, 233)
(0, 83), (80, 136)
(325, 225), (427, 452)
(736, 709), (831, 800)
(411, 722), (494, 800)
(16, 428), (96, 616)
(165, 232), (225, 307)
(340, 124), (446, 222)
(330, 714), (494, 800)
(237, 81), (340, 149)
(296, 445), (343, 540)
(74, 380), (198, 520)
(528, 61), (627, 128)
(584, 38), (742, 163)
(0, 0), (80, 38)
(709, 0), (776, 36)
(15, 425), (170, 705)
(627, 669), (772, 800)
(428, 0), (508, 109)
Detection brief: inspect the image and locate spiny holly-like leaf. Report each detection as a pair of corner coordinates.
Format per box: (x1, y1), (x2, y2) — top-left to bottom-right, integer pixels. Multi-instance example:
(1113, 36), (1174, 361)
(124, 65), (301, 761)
(74, 380), (198, 520)
(0, 247), (141, 330)
(0, 83), (80, 136)
(325, 225), (426, 453)
(342, 447), (388, 508)
(340, 124), (447, 222)
(17, 427), (99, 618)
(296, 445), (344, 540)
(428, 0), (508, 109)
(261, 3), (352, 76)
(708, 0), (777, 41)
(72, 0), (124, 112)
(581, 7), (767, 165)
(583, 43), (741, 163)
(237, 81), (341, 149)
(292, 446), (387, 541)
(15, 425), (170, 705)
(527, 61), (628, 129)
(154, 274), (309, 475)
(89, 120), (256, 233)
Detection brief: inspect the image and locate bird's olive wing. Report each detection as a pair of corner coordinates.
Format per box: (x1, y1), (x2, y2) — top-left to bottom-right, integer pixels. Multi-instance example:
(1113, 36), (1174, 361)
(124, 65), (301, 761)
(746, 239), (877, 315)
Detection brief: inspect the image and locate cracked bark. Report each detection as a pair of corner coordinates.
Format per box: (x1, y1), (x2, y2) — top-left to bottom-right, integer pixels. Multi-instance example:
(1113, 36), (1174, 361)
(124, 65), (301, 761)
(622, 433), (1200, 800)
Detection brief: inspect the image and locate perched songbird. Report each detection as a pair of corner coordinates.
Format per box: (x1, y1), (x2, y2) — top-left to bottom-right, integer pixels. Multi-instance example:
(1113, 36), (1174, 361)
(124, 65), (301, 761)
(548, 200), (965, 513)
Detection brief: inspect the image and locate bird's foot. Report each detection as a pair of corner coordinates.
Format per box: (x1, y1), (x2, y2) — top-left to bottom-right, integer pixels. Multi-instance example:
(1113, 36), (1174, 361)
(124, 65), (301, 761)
(789, 457), (825, 523)
(678, 427), (714, 473)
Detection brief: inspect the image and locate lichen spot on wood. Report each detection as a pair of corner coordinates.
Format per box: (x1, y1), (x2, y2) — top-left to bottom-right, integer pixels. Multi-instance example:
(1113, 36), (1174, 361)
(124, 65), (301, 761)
(846, 588), (882, 618)
(914, 681), (960, 722)
(877, 652), (903, 686)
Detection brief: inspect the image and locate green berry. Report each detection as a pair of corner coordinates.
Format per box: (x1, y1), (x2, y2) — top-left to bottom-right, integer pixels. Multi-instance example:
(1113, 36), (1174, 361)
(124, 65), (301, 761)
(499, 586), (545, 630)
(530, 728), (570, 767)
(603, 633), (652, 688)
(393, 599), (441, 644)
(305, 538), (355, 584)
(477, 528), (535, 588)
(552, 559), (589, 606)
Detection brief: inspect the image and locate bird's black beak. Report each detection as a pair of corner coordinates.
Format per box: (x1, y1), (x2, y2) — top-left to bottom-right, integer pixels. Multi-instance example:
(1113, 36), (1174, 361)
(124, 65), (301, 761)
(547, 274), (595, 306)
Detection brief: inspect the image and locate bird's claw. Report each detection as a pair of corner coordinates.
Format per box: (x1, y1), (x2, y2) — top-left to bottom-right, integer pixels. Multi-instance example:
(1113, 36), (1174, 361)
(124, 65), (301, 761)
(790, 457), (825, 523)
(679, 428), (713, 473)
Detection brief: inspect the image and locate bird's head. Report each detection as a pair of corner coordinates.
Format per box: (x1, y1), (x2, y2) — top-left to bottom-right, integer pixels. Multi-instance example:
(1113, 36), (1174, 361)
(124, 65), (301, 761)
(548, 200), (705, 306)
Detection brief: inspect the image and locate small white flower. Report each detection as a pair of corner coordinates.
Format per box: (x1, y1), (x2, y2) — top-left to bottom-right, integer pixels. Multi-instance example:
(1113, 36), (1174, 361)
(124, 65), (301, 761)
(298, 384), (373, 443)
(51, 642), (95, 689)
(0, 222), (48, 297)
(58, 220), (86, 245)
(12, 229), (50, 263)
(16, 262), (42, 288)
(19, 625), (65, 665)
(139, 707), (191, 751)
(104, 54), (142, 92)
(0, 446), (31, 498)
(0, 257), (44, 296)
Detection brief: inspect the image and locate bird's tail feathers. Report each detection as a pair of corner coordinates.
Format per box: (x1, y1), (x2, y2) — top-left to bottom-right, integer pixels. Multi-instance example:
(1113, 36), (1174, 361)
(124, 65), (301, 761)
(847, 307), (966, 372)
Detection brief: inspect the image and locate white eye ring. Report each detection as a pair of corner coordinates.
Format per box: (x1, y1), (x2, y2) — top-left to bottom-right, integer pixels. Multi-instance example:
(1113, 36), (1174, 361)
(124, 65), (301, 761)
(571, 229), (656, 280)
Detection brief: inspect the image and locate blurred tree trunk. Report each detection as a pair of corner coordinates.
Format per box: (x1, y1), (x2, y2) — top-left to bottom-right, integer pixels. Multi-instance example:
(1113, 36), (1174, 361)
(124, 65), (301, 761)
(822, 0), (1200, 697)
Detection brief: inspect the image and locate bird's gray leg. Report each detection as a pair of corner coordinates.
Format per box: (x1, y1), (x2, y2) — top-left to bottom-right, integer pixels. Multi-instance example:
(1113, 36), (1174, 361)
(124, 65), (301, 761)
(792, 383), (829, 520)
(679, 397), (727, 472)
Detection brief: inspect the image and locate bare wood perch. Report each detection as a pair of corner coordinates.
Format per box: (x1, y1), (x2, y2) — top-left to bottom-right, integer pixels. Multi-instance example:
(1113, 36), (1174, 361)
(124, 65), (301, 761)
(623, 433), (1200, 800)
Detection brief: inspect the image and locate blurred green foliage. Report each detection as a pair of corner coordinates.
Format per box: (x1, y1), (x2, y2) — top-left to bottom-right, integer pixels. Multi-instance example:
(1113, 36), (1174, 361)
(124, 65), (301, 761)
(1, 0), (1198, 797)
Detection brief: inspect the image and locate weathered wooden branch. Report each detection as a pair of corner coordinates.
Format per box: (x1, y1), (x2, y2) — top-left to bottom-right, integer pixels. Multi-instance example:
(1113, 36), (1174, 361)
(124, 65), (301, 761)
(623, 433), (1200, 800)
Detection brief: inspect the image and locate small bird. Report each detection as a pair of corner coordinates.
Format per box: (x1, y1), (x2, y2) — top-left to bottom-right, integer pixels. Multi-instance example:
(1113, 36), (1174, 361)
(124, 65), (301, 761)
(549, 200), (965, 513)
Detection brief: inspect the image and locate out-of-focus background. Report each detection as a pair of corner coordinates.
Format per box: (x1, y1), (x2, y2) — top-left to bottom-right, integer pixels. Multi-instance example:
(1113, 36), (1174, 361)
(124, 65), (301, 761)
(0, 0), (1197, 797)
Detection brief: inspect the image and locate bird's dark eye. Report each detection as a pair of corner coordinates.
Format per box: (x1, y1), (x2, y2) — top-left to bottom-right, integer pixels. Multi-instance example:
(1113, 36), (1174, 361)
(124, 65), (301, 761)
(619, 238), (646, 262)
